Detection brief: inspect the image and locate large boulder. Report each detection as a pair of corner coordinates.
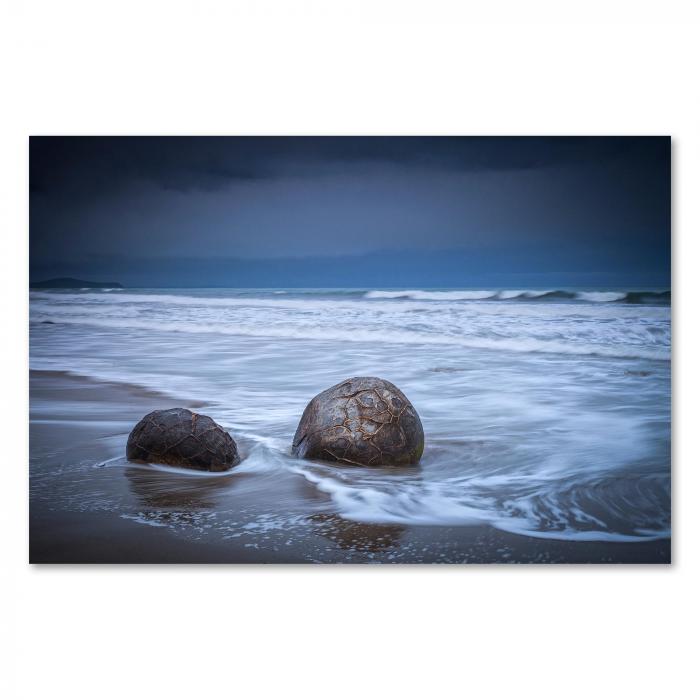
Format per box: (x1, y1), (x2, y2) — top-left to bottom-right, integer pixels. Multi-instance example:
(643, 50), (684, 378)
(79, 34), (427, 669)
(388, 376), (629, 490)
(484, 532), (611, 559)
(126, 408), (240, 472)
(292, 377), (424, 466)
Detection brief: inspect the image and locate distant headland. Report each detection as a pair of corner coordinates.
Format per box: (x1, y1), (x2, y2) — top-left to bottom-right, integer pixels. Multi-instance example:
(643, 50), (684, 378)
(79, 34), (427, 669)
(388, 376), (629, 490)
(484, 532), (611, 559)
(30, 278), (124, 289)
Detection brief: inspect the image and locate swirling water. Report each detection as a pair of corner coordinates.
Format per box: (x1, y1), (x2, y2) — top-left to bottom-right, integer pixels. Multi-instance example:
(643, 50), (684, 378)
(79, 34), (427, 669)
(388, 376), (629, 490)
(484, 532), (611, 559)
(29, 287), (671, 545)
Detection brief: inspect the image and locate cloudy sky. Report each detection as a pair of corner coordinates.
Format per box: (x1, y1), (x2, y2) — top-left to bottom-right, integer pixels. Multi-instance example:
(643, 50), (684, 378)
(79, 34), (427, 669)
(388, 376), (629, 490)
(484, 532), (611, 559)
(29, 136), (670, 287)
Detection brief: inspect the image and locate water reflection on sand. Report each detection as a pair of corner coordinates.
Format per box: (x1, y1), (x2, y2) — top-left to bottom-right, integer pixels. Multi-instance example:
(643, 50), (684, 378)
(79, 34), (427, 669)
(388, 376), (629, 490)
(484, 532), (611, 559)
(125, 465), (239, 510)
(309, 513), (405, 552)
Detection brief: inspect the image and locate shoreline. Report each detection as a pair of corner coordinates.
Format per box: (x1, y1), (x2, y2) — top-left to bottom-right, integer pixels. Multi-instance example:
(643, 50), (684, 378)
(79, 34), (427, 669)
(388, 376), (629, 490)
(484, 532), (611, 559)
(29, 369), (671, 564)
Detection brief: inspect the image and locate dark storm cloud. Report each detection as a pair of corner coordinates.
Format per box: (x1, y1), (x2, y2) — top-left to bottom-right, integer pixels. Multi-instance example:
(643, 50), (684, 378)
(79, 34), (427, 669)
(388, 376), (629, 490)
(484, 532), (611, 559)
(29, 136), (670, 286)
(30, 136), (655, 195)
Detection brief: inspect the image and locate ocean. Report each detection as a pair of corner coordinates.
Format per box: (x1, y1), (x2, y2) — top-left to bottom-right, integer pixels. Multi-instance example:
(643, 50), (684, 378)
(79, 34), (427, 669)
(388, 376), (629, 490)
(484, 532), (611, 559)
(29, 287), (671, 562)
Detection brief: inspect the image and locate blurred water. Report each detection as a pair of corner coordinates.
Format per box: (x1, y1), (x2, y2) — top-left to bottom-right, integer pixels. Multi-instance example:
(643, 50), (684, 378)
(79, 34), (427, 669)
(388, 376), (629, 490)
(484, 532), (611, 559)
(29, 287), (671, 541)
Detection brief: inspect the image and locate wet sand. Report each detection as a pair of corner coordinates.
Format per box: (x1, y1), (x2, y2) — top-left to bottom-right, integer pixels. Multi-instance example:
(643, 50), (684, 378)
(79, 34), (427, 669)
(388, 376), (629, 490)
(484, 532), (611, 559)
(29, 370), (671, 564)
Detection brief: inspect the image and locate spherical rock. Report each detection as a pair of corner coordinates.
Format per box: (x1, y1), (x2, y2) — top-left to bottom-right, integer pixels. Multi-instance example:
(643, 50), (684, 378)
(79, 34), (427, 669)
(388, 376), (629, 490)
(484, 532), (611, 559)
(292, 377), (424, 466)
(126, 408), (240, 472)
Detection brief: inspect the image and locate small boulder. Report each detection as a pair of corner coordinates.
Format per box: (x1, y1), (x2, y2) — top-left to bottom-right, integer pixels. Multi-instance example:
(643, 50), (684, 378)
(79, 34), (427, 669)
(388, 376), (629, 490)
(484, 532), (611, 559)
(126, 408), (239, 472)
(292, 377), (424, 466)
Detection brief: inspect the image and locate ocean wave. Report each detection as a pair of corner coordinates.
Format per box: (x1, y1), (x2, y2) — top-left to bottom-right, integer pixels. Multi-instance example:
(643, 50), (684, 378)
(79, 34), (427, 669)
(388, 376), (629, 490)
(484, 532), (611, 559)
(29, 313), (670, 360)
(364, 289), (670, 304)
(30, 288), (671, 313)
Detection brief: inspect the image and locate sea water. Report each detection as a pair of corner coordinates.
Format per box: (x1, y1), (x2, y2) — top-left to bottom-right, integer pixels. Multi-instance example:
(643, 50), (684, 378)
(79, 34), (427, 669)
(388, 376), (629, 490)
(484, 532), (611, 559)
(29, 287), (671, 543)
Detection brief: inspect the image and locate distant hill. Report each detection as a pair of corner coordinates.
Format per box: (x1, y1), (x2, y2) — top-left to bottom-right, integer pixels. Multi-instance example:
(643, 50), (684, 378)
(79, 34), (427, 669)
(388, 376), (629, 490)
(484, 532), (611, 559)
(30, 277), (124, 289)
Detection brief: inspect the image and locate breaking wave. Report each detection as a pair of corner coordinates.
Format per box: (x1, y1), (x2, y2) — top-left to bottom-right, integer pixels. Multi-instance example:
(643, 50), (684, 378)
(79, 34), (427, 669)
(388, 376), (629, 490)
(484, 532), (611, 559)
(364, 289), (670, 304)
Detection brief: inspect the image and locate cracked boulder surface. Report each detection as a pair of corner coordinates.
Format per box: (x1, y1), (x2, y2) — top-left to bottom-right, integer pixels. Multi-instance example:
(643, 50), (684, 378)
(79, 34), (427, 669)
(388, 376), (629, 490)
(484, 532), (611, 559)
(292, 377), (424, 466)
(126, 408), (240, 472)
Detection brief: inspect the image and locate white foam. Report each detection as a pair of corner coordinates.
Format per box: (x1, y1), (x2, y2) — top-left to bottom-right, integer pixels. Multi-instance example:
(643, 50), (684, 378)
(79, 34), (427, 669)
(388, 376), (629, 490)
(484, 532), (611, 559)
(576, 291), (627, 302)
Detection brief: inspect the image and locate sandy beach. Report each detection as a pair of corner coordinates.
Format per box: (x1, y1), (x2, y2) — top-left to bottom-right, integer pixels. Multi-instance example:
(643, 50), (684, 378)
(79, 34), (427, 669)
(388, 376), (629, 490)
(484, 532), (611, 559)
(30, 369), (670, 564)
